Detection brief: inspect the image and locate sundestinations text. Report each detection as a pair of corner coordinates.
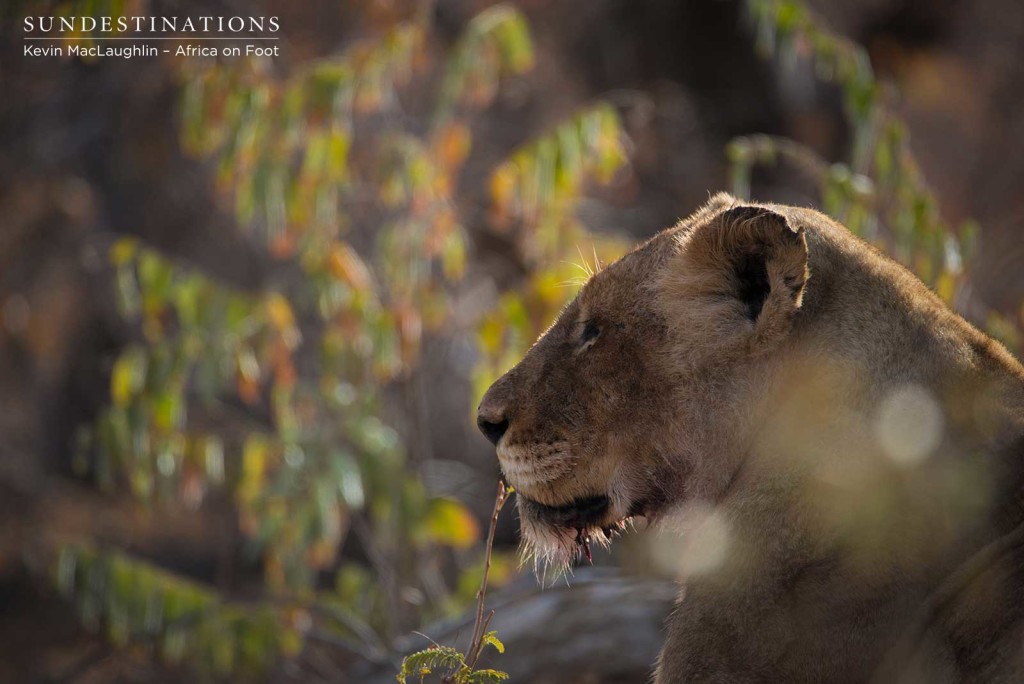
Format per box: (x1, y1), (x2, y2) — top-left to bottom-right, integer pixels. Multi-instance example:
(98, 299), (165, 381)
(23, 16), (280, 34)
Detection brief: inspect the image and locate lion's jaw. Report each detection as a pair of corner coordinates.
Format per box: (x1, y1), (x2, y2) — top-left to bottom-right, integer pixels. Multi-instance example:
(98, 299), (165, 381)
(495, 425), (677, 570)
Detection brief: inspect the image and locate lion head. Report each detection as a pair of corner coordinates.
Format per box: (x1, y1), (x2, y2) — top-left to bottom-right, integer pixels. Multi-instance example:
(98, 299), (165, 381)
(477, 193), (812, 569)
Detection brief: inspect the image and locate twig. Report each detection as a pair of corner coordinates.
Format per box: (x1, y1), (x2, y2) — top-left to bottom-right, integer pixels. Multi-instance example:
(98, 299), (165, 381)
(464, 481), (511, 670)
(471, 610), (496, 666)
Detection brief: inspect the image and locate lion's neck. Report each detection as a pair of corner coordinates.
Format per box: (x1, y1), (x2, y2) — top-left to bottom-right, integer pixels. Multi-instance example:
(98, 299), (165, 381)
(668, 345), (1024, 683)
(710, 332), (1024, 595)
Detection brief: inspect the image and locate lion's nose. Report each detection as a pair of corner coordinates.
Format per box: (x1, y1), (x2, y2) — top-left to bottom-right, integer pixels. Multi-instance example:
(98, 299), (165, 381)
(476, 393), (510, 446)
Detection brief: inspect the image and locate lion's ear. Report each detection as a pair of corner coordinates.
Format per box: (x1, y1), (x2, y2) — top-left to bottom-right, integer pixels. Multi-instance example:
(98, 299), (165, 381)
(716, 205), (808, 325)
(661, 204), (809, 348)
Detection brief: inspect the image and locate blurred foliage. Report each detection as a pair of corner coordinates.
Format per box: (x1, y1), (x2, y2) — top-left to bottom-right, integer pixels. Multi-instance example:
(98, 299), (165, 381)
(489, 103), (627, 253)
(55, 544), (304, 676)
(37, 0), (629, 678)
(732, 0), (973, 288)
(731, 0), (1021, 352)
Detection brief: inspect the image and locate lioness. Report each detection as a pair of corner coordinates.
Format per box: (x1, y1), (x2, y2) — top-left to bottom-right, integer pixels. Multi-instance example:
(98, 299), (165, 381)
(477, 194), (1024, 683)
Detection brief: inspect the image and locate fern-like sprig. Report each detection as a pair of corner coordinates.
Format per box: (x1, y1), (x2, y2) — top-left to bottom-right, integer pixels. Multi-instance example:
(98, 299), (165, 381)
(397, 483), (512, 683)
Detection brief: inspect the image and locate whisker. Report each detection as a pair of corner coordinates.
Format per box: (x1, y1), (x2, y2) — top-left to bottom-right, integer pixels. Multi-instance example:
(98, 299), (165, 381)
(559, 258), (593, 280)
(575, 245), (594, 278)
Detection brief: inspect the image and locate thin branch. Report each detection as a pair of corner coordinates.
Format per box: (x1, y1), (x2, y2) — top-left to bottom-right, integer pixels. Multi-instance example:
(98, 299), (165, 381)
(465, 481), (511, 670)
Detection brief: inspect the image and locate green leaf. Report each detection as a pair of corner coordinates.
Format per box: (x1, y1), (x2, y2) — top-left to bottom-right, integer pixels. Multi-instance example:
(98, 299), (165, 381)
(426, 498), (481, 550)
(115, 264), (141, 317)
(109, 237), (139, 266)
(396, 646), (465, 683)
(481, 630), (504, 654)
(491, 6), (534, 73)
(465, 669), (510, 684)
(331, 449), (365, 509)
(203, 436), (225, 484)
(138, 251), (174, 305)
(55, 545), (78, 596)
(151, 389), (182, 432)
(110, 347), (147, 407)
(173, 274), (204, 329)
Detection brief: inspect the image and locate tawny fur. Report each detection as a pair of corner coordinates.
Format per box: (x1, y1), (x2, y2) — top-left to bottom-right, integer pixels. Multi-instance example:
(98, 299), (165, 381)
(478, 194), (1024, 683)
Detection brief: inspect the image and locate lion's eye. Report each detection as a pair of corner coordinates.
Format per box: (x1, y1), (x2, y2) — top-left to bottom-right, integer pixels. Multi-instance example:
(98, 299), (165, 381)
(580, 320), (601, 347)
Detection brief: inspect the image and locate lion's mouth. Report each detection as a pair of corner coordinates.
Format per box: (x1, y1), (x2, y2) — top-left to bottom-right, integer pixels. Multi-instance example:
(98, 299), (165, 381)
(519, 494), (635, 563)
(522, 494), (611, 528)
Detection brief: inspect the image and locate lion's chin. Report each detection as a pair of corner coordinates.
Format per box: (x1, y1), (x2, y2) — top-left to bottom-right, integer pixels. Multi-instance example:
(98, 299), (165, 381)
(516, 494), (635, 575)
